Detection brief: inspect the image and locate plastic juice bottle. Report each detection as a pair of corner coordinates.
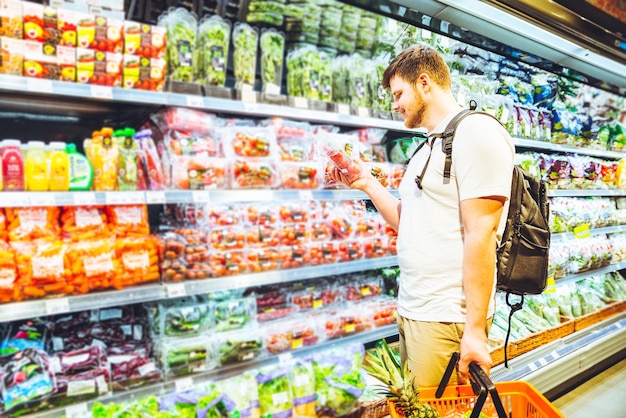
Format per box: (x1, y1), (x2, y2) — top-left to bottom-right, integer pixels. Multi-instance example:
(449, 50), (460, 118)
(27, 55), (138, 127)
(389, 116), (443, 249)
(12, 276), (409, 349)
(48, 141), (70, 191)
(116, 127), (138, 191)
(66, 143), (94, 191)
(0, 139), (25, 191)
(25, 140), (49, 191)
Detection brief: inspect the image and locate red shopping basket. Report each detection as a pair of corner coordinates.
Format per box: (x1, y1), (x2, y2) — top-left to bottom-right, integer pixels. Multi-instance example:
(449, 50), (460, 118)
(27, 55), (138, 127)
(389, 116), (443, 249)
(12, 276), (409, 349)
(389, 353), (564, 418)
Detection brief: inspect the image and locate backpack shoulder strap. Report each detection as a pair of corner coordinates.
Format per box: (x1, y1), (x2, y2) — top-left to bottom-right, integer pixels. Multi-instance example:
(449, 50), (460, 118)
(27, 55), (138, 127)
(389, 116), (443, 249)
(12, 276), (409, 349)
(432, 101), (503, 183)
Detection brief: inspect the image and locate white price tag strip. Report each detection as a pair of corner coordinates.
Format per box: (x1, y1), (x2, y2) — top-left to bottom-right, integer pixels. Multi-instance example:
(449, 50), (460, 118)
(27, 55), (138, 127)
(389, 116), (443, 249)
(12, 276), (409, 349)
(528, 362), (538, 372)
(125, 191), (146, 204)
(336, 103), (350, 115)
(65, 403), (89, 418)
(357, 107), (369, 118)
(90, 85), (114, 99)
(74, 192), (97, 206)
(440, 21), (449, 33)
(27, 78), (53, 93)
(6, 193), (30, 207)
(277, 352), (293, 367)
(293, 97), (308, 109)
(167, 283), (187, 298)
(192, 191), (209, 203)
(46, 298), (70, 315)
(537, 358), (547, 367)
(186, 95), (204, 107)
(146, 191), (166, 204)
(175, 377), (194, 393)
(29, 193), (55, 206)
(299, 191), (313, 201)
(548, 350), (560, 361)
(241, 89), (257, 103)
(105, 192), (125, 205)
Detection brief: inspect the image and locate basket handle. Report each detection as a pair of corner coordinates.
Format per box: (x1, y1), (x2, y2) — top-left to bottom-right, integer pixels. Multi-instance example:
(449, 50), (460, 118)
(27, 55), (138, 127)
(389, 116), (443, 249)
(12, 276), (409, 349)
(437, 353), (508, 418)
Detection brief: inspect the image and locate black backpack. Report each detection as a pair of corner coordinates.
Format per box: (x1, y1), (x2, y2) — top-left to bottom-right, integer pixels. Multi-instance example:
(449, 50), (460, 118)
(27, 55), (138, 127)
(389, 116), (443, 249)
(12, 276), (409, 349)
(410, 103), (551, 367)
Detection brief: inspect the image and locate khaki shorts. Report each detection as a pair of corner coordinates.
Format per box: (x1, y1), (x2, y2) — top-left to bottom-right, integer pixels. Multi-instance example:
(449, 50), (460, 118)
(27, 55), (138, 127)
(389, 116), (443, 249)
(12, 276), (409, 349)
(397, 315), (492, 388)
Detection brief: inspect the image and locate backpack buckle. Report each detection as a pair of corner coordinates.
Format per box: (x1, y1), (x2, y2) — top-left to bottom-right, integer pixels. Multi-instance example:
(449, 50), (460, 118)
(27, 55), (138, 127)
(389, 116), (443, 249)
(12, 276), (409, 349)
(441, 136), (453, 154)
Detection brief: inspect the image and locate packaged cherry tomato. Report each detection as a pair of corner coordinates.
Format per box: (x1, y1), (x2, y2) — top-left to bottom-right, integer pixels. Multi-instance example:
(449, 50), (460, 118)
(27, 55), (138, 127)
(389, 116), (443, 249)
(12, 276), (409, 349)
(171, 155), (228, 190)
(279, 162), (322, 189)
(230, 158), (279, 189)
(209, 226), (246, 251)
(207, 203), (243, 227)
(60, 206), (109, 241)
(363, 236), (388, 258)
(279, 223), (310, 246)
(309, 220), (332, 242)
(318, 133), (362, 185)
(354, 215), (382, 238)
(324, 306), (374, 340)
(158, 228), (211, 282)
(12, 239), (71, 299)
(325, 210), (354, 240)
(337, 240), (364, 262)
(0, 241), (18, 303)
(6, 206), (61, 241)
(387, 235), (397, 255)
(220, 126), (278, 159)
(209, 250), (247, 277)
(259, 118), (310, 140)
(309, 241), (338, 265)
(277, 137), (314, 162)
(107, 204), (150, 237)
(278, 202), (312, 223)
(247, 248), (280, 273)
(356, 296), (397, 327)
(278, 245), (310, 269)
(390, 164), (406, 189)
(246, 224), (280, 248)
(367, 162), (391, 188)
(262, 317), (322, 354)
(244, 203), (278, 225)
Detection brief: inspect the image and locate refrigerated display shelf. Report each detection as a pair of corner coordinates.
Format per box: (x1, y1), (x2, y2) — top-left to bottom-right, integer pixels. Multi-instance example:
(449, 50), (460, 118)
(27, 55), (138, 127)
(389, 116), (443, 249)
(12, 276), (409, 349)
(4, 187), (626, 207)
(0, 189), (393, 207)
(551, 225), (626, 242)
(514, 138), (626, 160)
(492, 312), (626, 394)
(0, 256), (399, 322)
(28, 324), (399, 418)
(548, 189), (626, 197)
(0, 74), (407, 131)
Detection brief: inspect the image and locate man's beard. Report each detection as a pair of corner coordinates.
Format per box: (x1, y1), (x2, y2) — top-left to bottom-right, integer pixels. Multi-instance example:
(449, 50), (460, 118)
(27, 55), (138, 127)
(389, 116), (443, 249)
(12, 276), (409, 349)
(404, 101), (426, 129)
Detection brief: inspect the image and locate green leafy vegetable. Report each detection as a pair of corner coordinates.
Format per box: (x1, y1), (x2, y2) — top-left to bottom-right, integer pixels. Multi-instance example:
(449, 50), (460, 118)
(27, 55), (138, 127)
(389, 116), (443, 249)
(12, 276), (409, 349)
(195, 15), (231, 86)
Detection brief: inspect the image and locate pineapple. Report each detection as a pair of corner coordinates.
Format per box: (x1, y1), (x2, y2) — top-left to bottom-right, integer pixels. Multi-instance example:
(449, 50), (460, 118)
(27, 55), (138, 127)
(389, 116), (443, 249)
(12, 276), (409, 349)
(362, 340), (441, 418)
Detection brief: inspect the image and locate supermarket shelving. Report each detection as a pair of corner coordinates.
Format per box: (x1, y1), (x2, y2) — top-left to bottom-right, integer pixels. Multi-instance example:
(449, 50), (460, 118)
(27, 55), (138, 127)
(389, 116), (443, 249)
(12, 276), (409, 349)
(28, 324), (399, 418)
(492, 312), (626, 395)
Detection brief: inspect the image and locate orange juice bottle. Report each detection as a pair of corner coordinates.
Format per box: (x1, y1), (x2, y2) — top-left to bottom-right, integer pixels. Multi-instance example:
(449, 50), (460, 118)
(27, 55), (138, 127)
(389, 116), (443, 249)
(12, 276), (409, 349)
(48, 142), (70, 191)
(25, 141), (49, 191)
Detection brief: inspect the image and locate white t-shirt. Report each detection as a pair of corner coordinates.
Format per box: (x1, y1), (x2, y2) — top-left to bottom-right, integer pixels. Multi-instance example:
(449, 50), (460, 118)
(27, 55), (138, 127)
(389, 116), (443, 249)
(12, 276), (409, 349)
(396, 110), (515, 323)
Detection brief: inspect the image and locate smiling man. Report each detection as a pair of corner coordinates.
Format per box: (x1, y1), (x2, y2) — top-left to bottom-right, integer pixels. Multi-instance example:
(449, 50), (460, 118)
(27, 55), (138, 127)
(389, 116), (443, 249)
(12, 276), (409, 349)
(329, 44), (514, 387)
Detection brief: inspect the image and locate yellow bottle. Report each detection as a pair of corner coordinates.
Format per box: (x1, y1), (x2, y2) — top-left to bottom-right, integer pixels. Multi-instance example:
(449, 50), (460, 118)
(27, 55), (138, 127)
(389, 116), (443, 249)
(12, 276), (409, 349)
(25, 140), (49, 191)
(48, 141), (70, 191)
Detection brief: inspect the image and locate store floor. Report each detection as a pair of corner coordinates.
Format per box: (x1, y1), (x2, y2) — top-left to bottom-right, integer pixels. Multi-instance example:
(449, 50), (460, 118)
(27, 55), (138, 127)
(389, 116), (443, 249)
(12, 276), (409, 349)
(551, 357), (626, 417)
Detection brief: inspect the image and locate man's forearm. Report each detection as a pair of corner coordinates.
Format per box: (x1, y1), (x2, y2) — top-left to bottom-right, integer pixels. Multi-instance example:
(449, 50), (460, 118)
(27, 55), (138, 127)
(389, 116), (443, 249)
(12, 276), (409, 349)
(462, 227), (497, 335)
